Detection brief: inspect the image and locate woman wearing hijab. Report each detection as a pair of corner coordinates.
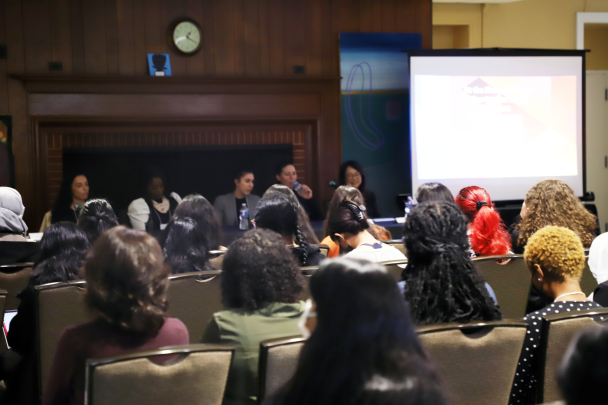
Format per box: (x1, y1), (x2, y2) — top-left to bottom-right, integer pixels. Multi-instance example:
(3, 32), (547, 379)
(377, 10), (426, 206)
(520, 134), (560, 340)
(0, 187), (40, 265)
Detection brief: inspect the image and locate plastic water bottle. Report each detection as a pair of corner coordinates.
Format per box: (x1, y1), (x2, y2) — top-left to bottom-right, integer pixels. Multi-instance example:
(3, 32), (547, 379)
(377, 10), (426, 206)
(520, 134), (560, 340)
(404, 196), (415, 218)
(293, 181), (303, 193)
(239, 203), (249, 230)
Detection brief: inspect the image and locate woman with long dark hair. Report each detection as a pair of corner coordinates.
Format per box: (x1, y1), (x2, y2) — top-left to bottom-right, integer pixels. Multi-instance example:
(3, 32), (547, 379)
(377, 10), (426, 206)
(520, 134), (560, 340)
(262, 185), (318, 244)
(339, 160), (380, 218)
(2, 223), (89, 404)
(42, 226), (189, 405)
(76, 199), (119, 245)
(43, 173), (89, 229)
(160, 216), (213, 273)
(455, 186), (511, 257)
(173, 194), (222, 250)
(268, 258), (447, 405)
(402, 201), (501, 325)
(414, 182), (454, 204)
(202, 229), (305, 405)
(254, 194), (324, 266)
(326, 201), (404, 263)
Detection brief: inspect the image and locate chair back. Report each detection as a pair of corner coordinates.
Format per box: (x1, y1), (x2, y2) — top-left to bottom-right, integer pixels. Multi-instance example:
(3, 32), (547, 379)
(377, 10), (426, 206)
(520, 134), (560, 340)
(538, 308), (608, 404)
(85, 344), (235, 405)
(473, 255), (530, 319)
(0, 289), (8, 353)
(418, 320), (528, 405)
(166, 271), (223, 343)
(385, 239), (406, 256)
(258, 336), (305, 404)
(580, 256), (597, 296)
(0, 264), (33, 310)
(380, 260), (407, 281)
(35, 281), (92, 394)
(209, 250), (226, 270)
(298, 267), (318, 301)
(315, 245), (329, 257)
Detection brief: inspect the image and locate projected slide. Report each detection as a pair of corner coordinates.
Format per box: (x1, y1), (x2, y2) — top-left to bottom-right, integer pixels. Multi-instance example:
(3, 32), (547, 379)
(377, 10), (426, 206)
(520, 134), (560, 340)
(410, 56), (584, 201)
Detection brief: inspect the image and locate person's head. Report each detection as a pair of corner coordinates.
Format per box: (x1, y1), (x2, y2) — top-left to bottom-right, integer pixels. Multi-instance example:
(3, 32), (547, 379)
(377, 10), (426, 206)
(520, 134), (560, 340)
(262, 184), (319, 245)
(275, 161), (298, 188)
(84, 226), (170, 334)
(557, 327), (608, 405)
(221, 228), (302, 312)
(77, 199), (119, 244)
(455, 186), (511, 256)
(415, 182), (454, 204)
(324, 186), (375, 239)
(0, 187), (28, 235)
(326, 201), (371, 248)
(234, 170), (254, 196)
(30, 222), (89, 286)
(277, 258), (447, 405)
(52, 172), (89, 219)
(339, 161), (366, 192)
(518, 179), (596, 248)
(161, 216), (211, 274)
(174, 194), (221, 250)
(143, 168), (166, 201)
(524, 226), (585, 300)
(403, 201), (502, 325)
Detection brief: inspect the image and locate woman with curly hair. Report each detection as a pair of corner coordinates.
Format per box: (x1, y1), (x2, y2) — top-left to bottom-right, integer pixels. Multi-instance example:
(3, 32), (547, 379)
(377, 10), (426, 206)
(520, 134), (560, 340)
(160, 216), (213, 273)
(42, 226), (189, 405)
(509, 226), (601, 404)
(455, 186), (511, 257)
(402, 201), (501, 325)
(254, 194), (324, 266)
(511, 179), (597, 254)
(268, 257), (447, 405)
(202, 228), (305, 405)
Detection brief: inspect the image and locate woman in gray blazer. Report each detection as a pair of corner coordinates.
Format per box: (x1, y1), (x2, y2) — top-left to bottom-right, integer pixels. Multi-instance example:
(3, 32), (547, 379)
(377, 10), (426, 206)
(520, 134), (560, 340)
(213, 170), (261, 226)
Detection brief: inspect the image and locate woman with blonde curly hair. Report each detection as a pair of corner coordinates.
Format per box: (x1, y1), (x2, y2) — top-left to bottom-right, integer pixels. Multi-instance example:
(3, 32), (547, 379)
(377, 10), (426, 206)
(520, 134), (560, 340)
(511, 180), (597, 254)
(42, 226), (189, 405)
(509, 226), (602, 404)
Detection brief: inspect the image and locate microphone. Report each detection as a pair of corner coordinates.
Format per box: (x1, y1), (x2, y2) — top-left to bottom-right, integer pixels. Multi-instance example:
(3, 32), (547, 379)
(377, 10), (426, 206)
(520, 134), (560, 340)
(328, 180), (338, 189)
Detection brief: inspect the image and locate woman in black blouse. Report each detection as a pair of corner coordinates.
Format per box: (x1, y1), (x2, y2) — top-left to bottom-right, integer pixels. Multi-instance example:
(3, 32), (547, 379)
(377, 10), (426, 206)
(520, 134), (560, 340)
(339, 160), (380, 218)
(510, 226), (602, 405)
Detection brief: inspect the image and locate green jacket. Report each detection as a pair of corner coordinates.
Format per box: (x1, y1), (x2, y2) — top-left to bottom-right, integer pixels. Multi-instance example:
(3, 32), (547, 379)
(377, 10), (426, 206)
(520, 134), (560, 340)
(201, 301), (305, 405)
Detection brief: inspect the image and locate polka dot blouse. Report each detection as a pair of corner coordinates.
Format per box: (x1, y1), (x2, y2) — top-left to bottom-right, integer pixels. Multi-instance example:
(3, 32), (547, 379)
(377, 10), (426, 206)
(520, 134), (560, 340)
(509, 300), (603, 405)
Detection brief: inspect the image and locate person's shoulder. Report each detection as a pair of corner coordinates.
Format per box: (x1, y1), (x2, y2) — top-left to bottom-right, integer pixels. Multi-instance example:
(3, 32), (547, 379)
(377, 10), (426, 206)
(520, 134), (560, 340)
(248, 194), (261, 203)
(591, 232), (608, 249)
(162, 317), (190, 341)
(214, 193), (232, 204)
(128, 198), (149, 212)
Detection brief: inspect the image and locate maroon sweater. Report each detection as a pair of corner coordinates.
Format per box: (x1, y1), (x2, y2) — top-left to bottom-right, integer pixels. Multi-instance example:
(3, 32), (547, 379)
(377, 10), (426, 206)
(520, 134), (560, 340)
(42, 317), (189, 405)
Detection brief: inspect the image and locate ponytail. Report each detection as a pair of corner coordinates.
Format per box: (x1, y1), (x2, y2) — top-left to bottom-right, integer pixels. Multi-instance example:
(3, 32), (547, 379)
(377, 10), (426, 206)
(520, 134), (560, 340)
(469, 205), (511, 256)
(295, 225), (308, 266)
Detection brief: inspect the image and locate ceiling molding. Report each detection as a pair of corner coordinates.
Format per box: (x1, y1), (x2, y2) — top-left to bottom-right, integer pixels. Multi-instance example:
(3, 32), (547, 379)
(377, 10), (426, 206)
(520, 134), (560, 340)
(433, 0), (526, 3)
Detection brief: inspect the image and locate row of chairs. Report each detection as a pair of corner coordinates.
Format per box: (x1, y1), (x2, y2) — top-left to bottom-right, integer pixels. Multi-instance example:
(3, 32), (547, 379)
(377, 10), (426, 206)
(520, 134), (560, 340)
(79, 307), (608, 405)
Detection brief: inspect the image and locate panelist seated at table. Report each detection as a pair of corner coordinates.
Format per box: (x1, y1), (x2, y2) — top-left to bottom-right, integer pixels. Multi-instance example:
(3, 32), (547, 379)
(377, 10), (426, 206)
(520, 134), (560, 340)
(275, 161), (324, 221)
(128, 168), (180, 232)
(213, 170), (261, 226)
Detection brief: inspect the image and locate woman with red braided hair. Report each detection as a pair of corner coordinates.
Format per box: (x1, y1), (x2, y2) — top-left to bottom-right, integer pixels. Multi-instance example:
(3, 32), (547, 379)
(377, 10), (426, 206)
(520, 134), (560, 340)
(455, 186), (512, 257)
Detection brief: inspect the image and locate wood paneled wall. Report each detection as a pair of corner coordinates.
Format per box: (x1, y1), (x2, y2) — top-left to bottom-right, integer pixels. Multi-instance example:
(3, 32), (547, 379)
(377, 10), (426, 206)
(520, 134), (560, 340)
(0, 0), (432, 227)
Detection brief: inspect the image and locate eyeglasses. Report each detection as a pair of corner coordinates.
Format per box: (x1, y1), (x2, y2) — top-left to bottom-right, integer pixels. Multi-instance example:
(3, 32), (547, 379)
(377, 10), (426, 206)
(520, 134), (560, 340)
(346, 173), (361, 179)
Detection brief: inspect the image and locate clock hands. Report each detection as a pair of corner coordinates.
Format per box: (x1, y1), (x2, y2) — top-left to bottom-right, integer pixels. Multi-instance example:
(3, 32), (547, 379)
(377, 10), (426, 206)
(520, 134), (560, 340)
(186, 31), (198, 45)
(175, 36), (187, 44)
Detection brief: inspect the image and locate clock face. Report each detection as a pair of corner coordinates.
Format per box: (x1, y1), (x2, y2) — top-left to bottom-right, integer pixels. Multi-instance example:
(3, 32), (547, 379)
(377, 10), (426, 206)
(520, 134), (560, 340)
(173, 21), (201, 54)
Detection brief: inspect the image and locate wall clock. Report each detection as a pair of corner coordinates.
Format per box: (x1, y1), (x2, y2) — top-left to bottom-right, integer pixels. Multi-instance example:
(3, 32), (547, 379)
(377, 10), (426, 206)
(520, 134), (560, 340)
(171, 19), (202, 55)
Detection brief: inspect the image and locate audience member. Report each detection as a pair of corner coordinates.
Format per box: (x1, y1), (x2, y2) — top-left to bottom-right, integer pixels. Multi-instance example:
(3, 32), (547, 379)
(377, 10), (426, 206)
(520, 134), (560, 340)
(255, 194), (324, 266)
(76, 198), (119, 244)
(160, 216), (213, 273)
(509, 226), (601, 405)
(326, 201), (404, 263)
(455, 186), (512, 257)
(415, 182), (454, 203)
(43, 173), (89, 229)
(557, 327), (608, 405)
(0, 187), (40, 265)
(174, 194), (223, 250)
(588, 233), (608, 301)
(402, 201), (501, 325)
(275, 162), (324, 221)
(202, 229), (305, 405)
(2, 222), (89, 404)
(127, 168), (180, 232)
(339, 160), (380, 218)
(42, 226), (189, 405)
(321, 186), (390, 258)
(262, 184), (318, 244)
(214, 169), (261, 226)
(267, 257), (448, 405)
(510, 179), (596, 254)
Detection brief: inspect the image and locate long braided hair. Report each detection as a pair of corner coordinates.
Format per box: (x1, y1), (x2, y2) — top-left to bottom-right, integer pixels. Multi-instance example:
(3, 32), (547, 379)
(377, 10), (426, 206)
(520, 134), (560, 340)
(255, 194), (311, 266)
(402, 201), (502, 325)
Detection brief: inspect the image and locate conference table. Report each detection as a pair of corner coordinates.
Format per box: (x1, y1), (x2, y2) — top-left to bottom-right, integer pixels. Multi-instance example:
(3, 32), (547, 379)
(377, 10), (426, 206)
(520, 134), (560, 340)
(220, 218), (405, 246)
